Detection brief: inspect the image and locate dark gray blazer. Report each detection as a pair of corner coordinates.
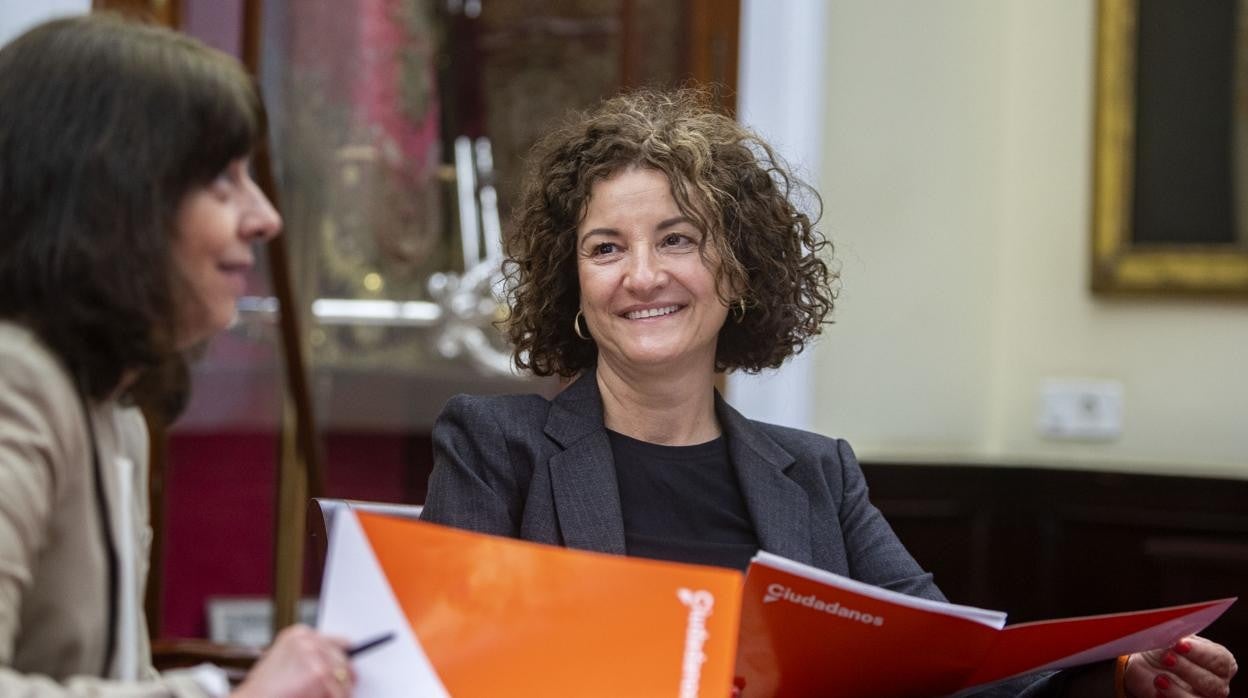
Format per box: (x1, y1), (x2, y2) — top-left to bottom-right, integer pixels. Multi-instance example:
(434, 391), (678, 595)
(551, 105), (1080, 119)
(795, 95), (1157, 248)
(423, 370), (940, 598)
(421, 370), (1063, 696)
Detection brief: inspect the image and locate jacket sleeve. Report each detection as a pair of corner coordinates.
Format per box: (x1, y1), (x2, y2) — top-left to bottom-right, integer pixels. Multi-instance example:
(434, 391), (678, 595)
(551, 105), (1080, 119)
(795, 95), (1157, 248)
(0, 346), (64, 682)
(0, 669), (212, 697)
(0, 339), (212, 698)
(421, 394), (523, 537)
(831, 438), (946, 600)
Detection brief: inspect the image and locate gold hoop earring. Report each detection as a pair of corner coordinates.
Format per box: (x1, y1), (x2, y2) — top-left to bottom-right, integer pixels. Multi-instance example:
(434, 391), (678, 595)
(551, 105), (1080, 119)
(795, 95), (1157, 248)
(733, 298), (747, 323)
(573, 310), (590, 340)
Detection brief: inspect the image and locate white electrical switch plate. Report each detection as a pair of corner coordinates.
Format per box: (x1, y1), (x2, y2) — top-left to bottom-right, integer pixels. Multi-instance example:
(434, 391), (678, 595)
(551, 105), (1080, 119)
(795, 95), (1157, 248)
(1037, 379), (1124, 440)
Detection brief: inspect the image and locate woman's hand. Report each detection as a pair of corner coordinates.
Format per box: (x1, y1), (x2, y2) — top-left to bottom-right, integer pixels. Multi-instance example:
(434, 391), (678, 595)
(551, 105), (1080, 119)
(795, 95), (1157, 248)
(1123, 636), (1237, 697)
(232, 624), (354, 698)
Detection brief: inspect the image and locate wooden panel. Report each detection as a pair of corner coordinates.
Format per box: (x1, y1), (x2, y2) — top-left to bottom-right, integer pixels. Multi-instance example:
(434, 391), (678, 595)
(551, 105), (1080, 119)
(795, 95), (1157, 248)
(872, 498), (988, 604)
(687, 0), (740, 114)
(861, 462), (1248, 694)
(1144, 536), (1248, 663)
(94, 0), (180, 26)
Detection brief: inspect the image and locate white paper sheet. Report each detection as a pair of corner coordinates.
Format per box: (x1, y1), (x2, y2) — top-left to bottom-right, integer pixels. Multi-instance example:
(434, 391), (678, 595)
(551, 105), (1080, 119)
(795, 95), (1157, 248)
(317, 509), (449, 697)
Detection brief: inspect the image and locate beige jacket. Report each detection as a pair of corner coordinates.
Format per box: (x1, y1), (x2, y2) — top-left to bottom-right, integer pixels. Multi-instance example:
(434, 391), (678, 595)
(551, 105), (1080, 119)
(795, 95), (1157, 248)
(0, 322), (211, 696)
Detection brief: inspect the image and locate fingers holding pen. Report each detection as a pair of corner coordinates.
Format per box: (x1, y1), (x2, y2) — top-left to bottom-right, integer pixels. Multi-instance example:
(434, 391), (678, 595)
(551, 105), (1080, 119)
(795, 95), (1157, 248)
(232, 624), (355, 698)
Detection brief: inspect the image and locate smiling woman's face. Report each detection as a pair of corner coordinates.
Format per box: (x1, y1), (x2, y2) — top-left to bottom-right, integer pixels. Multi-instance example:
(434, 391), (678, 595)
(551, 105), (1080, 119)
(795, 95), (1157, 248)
(575, 166), (730, 377)
(171, 157), (282, 349)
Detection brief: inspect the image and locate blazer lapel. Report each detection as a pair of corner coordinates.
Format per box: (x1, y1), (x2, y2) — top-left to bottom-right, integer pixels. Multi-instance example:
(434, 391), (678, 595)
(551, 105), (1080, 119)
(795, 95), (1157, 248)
(539, 375), (812, 563)
(543, 372), (627, 555)
(716, 395), (813, 565)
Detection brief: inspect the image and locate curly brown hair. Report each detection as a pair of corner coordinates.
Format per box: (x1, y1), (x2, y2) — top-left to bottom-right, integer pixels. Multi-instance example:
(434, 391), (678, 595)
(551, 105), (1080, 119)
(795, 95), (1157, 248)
(505, 88), (836, 377)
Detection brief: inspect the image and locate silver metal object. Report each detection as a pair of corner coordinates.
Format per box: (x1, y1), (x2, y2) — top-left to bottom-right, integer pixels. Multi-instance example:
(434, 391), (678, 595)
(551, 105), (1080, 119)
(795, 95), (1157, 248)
(236, 137), (515, 377)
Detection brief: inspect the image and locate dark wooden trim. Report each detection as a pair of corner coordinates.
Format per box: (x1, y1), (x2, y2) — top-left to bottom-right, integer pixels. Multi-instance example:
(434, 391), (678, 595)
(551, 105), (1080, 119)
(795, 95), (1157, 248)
(151, 637), (258, 682)
(240, 0), (325, 501)
(860, 462), (1248, 684)
(240, 0), (325, 634)
(93, 0), (181, 27)
(688, 0), (740, 115)
(618, 0), (638, 90)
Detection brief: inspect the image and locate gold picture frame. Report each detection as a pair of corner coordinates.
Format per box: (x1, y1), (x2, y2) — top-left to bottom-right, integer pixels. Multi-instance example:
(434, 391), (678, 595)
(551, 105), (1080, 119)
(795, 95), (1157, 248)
(1092, 0), (1248, 295)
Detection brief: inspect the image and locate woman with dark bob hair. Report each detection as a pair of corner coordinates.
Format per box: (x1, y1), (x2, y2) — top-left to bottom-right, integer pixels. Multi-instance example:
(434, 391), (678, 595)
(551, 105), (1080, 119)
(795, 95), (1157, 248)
(0, 15), (355, 697)
(421, 88), (1236, 697)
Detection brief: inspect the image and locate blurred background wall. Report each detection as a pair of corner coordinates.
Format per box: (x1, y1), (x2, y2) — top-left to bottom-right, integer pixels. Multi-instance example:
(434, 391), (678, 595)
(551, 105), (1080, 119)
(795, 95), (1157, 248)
(0, 0), (89, 44)
(6, 1), (1241, 479)
(814, 0), (1247, 477)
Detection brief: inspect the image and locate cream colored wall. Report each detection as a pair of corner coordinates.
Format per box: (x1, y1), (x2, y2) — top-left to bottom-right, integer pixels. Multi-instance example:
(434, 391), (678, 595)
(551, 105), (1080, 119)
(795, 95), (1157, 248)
(0, 0), (88, 47)
(813, 0), (1248, 478)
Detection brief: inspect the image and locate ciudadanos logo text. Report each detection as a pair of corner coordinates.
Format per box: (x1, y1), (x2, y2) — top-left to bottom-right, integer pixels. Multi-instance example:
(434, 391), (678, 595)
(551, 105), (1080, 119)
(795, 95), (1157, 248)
(763, 583), (885, 627)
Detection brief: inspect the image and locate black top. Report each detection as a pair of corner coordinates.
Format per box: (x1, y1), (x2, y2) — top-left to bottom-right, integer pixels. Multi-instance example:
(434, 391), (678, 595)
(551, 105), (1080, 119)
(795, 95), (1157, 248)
(608, 429), (760, 571)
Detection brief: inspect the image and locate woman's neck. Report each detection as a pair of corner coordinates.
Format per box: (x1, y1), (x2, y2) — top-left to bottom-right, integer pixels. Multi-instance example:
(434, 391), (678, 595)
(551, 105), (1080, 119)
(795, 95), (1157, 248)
(595, 358), (721, 446)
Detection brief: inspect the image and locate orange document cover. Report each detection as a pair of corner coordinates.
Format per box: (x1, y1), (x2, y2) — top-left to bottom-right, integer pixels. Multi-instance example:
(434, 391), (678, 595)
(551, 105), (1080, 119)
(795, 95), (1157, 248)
(734, 551), (1235, 698)
(318, 510), (744, 697)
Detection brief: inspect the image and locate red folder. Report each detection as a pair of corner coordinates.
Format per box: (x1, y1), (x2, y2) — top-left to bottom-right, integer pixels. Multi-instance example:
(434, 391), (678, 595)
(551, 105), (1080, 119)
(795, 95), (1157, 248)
(735, 552), (1235, 697)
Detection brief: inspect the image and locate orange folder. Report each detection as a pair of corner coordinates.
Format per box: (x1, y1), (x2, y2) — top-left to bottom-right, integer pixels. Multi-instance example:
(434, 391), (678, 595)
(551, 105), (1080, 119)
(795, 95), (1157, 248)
(319, 511), (743, 697)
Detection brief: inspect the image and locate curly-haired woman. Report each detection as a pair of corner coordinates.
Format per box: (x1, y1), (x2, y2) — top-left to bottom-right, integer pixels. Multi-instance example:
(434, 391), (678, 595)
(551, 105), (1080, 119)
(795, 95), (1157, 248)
(0, 15), (355, 697)
(421, 89), (1236, 697)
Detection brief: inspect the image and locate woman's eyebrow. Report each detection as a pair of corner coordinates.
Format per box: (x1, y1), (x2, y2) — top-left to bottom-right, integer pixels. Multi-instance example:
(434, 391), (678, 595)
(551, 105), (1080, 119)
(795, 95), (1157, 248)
(579, 228), (621, 243)
(656, 216), (694, 230)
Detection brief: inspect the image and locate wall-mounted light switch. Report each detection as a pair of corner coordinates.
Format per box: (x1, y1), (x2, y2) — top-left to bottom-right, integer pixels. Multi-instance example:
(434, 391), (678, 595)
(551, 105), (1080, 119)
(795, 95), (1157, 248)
(1037, 379), (1124, 441)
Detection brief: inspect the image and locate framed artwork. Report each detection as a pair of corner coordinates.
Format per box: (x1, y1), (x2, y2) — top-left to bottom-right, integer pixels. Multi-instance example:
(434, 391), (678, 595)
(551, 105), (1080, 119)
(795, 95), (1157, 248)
(1092, 0), (1248, 295)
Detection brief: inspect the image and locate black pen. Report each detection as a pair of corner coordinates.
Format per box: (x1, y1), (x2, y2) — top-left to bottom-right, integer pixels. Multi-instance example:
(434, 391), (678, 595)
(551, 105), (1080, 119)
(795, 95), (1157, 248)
(347, 632), (395, 658)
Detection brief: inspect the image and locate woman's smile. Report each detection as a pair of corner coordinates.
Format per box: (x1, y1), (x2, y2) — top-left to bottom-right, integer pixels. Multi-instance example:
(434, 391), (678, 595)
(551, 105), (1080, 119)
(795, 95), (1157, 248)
(622, 304), (685, 320)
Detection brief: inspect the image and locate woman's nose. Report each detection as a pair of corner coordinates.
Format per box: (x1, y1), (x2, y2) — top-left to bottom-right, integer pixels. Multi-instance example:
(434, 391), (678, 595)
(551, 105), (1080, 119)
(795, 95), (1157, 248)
(622, 247), (667, 293)
(242, 177), (282, 241)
